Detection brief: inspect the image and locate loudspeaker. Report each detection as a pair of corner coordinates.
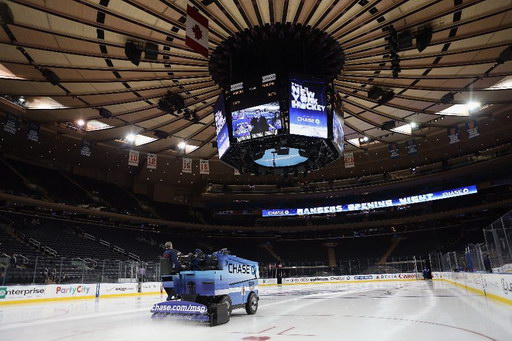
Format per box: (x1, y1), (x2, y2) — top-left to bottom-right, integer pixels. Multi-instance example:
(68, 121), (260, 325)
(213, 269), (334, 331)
(368, 86), (384, 99)
(381, 120), (396, 130)
(497, 45), (512, 64)
(0, 2), (13, 25)
(397, 30), (413, 50)
(145, 42), (158, 60)
(125, 41), (142, 66)
(99, 107), (112, 118)
(440, 93), (454, 104)
(416, 26), (433, 53)
(41, 68), (60, 85)
(378, 90), (395, 105)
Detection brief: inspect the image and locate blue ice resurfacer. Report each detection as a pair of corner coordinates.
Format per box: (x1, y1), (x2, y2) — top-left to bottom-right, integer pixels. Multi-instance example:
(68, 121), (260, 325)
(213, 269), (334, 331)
(151, 249), (259, 326)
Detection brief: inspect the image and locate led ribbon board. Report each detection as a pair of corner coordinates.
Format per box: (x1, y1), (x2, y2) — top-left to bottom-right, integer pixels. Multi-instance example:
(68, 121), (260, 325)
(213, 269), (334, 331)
(262, 185), (478, 217)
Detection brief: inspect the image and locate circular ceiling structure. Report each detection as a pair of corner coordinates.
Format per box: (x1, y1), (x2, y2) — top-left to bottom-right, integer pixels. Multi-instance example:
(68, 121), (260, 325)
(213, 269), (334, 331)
(0, 0), (511, 164)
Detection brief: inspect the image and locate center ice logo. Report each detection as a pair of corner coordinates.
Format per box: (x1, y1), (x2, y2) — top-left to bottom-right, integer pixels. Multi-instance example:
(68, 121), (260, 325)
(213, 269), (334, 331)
(0, 287), (6, 299)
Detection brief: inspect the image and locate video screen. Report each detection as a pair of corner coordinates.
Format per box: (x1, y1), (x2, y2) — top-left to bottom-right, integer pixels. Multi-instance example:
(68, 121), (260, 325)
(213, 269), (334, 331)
(289, 77), (328, 138)
(231, 102), (282, 142)
(332, 111), (344, 152)
(213, 94), (230, 158)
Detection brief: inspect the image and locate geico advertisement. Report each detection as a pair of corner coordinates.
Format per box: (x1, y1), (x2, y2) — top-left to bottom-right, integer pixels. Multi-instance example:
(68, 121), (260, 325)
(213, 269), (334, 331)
(140, 282), (162, 293)
(282, 273), (418, 284)
(99, 283), (138, 295)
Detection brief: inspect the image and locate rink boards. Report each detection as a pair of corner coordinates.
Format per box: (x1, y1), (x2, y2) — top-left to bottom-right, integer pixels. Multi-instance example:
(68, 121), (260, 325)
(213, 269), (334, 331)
(1, 272), (511, 305)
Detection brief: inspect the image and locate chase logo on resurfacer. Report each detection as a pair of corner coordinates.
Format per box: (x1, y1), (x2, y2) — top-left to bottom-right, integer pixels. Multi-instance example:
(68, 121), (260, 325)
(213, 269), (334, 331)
(226, 262), (256, 275)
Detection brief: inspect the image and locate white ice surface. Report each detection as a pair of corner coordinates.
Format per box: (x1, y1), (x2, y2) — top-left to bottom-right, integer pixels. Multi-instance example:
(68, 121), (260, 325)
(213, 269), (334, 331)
(1, 280), (511, 341)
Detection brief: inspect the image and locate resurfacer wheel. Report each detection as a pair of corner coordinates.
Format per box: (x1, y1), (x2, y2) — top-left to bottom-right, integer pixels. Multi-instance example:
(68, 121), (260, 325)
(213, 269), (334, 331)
(219, 295), (233, 317)
(245, 292), (258, 315)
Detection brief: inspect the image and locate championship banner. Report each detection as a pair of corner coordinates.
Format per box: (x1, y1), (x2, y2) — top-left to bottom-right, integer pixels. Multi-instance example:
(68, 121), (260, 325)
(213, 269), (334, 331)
(405, 139), (417, 155)
(344, 152), (355, 168)
(388, 143), (400, 159)
(234, 168), (240, 175)
(182, 158), (192, 173)
(447, 126), (460, 144)
(147, 153), (157, 169)
(466, 120), (479, 139)
(26, 121), (40, 142)
(128, 150), (139, 166)
(80, 139), (93, 157)
(199, 159), (209, 174)
(186, 5), (209, 58)
(3, 113), (17, 135)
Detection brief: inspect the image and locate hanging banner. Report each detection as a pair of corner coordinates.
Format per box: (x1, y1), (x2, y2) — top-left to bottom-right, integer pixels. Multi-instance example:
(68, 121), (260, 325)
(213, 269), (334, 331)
(185, 5), (209, 58)
(182, 158), (192, 173)
(447, 126), (460, 144)
(388, 143), (400, 159)
(80, 139), (93, 157)
(128, 150), (139, 166)
(466, 120), (479, 139)
(26, 122), (40, 142)
(199, 159), (209, 174)
(234, 168), (240, 175)
(3, 113), (17, 135)
(147, 153), (157, 169)
(405, 139), (417, 155)
(344, 152), (355, 168)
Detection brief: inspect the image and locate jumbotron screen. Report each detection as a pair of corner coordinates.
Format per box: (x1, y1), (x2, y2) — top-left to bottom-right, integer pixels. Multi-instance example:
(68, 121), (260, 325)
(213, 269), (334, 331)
(289, 76), (328, 138)
(332, 110), (344, 152)
(213, 94), (230, 158)
(231, 102), (282, 142)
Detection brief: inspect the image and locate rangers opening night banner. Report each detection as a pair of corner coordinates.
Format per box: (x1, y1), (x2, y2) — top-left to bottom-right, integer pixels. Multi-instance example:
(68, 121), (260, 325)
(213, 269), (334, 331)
(80, 139), (93, 157)
(388, 143), (400, 159)
(262, 185), (478, 217)
(128, 150), (139, 166)
(199, 159), (209, 174)
(466, 120), (479, 139)
(289, 76), (328, 138)
(186, 5), (209, 58)
(147, 153), (157, 169)
(26, 122), (40, 142)
(182, 158), (192, 173)
(3, 113), (17, 135)
(447, 126), (460, 144)
(405, 139), (417, 155)
(344, 152), (355, 168)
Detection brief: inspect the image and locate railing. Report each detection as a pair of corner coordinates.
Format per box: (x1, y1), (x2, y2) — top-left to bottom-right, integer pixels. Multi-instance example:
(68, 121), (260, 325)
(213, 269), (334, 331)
(429, 210), (512, 273)
(0, 256), (161, 285)
(260, 256), (423, 278)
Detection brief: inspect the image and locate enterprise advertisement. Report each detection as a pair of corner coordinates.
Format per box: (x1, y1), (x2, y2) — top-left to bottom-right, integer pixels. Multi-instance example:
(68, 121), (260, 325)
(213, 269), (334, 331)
(214, 94), (230, 158)
(289, 77), (328, 138)
(262, 185), (478, 217)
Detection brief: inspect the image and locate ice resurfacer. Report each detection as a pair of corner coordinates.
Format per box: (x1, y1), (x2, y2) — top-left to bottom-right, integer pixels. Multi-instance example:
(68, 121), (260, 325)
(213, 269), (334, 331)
(151, 249), (259, 326)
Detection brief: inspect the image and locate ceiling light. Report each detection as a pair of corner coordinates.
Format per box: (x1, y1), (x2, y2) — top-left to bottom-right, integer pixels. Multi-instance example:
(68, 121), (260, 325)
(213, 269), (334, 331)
(18, 96), (25, 104)
(76, 119), (85, 127)
(126, 133), (136, 142)
(409, 122), (418, 129)
(467, 101), (481, 112)
(178, 141), (187, 149)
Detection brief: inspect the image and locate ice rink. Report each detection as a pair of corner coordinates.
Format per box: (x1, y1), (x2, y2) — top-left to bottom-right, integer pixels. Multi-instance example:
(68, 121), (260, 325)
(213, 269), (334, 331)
(1, 280), (511, 341)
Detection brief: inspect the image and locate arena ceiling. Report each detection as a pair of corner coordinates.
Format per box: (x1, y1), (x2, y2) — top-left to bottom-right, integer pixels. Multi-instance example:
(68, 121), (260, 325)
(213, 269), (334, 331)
(0, 0), (512, 161)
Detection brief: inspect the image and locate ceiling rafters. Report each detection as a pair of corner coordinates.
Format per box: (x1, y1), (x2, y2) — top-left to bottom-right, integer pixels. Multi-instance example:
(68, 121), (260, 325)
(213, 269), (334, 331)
(340, 0), (485, 47)
(345, 8), (512, 57)
(7, 22), (207, 62)
(8, 0), (202, 56)
(0, 0), (510, 160)
(121, 0), (227, 42)
(0, 41), (209, 68)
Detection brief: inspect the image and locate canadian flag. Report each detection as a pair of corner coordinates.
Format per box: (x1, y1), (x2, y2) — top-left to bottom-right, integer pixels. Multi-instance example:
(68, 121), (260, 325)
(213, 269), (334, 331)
(186, 5), (209, 58)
